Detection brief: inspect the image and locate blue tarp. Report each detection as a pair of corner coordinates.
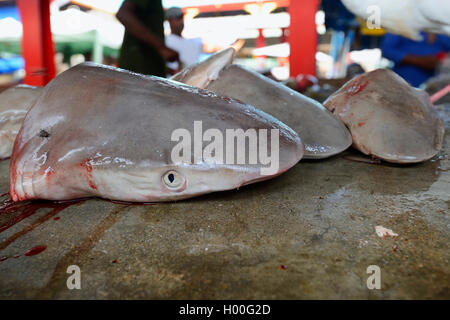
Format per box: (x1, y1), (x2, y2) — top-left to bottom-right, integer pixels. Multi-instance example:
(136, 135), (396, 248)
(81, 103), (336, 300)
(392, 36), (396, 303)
(0, 5), (20, 21)
(0, 5), (22, 74)
(0, 56), (24, 74)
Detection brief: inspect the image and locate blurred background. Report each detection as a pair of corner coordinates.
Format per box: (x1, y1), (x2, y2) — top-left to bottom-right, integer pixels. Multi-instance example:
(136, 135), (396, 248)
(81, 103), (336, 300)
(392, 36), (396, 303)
(0, 0), (449, 102)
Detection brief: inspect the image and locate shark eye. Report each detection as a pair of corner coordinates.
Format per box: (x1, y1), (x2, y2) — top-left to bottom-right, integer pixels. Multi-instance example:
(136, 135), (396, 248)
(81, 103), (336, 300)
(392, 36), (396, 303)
(162, 170), (185, 190)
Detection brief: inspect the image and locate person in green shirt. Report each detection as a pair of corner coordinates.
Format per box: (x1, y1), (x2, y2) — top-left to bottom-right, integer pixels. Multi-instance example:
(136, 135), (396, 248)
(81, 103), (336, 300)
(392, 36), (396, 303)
(116, 0), (178, 77)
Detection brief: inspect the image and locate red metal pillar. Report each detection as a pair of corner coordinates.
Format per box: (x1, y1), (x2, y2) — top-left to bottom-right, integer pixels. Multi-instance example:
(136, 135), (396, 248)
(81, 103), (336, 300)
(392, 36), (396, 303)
(256, 29), (266, 48)
(289, 0), (319, 77)
(280, 27), (288, 43)
(17, 0), (55, 86)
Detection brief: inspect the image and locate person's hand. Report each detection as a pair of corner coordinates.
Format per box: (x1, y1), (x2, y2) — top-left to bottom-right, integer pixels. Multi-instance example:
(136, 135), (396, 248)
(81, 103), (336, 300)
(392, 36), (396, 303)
(403, 55), (440, 71)
(414, 56), (440, 71)
(158, 46), (179, 62)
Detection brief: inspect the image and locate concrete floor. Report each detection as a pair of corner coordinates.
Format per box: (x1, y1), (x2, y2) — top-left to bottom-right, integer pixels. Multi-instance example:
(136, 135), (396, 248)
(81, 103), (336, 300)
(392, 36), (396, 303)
(0, 106), (448, 300)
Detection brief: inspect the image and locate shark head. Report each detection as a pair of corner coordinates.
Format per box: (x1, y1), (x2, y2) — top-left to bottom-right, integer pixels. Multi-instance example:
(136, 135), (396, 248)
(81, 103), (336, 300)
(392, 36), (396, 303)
(10, 62), (303, 202)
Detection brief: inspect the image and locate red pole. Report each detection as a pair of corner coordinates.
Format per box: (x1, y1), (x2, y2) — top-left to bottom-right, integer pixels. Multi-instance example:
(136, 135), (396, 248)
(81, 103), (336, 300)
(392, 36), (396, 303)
(17, 0), (56, 86)
(289, 0), (319, 77)
(256, 29), (266, 48)
(280, 27), (288, 43)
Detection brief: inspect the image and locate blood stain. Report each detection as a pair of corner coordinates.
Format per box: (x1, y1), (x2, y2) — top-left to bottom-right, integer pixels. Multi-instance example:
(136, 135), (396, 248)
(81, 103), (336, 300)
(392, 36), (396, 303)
(0, 200), (72, 234)
(348, 80), (369, 96)
(80, 161), (97, 190)
(0, 198), (84, 251)
(25, 245), (47, 256)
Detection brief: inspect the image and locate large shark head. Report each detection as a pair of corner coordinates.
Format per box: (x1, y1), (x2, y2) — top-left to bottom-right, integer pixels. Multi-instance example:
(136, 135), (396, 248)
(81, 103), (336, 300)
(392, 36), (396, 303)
(323, 69), (444, 163)
(10, 63), (303, 202)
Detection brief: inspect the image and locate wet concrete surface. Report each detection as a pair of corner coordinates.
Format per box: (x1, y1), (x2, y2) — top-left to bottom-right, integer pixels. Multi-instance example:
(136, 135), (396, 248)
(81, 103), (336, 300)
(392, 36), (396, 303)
(0, 107), (449, 300)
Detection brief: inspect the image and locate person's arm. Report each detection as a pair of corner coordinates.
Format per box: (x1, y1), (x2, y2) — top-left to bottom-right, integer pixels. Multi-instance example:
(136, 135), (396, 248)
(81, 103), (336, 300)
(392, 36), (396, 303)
(382, 33), (438, 71)
(401, 54), (439, 71)
(116, 1), (178, 62)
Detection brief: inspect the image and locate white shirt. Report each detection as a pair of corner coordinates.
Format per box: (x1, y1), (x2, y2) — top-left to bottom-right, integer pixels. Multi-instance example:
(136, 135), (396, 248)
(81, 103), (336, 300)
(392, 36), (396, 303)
(165, 34), (203, 71)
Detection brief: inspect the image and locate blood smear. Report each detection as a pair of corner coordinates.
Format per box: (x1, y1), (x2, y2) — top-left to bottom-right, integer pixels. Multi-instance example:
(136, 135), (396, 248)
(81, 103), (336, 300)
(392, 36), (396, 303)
(348, 81), (369, 96)
(24, 245), (47, 256)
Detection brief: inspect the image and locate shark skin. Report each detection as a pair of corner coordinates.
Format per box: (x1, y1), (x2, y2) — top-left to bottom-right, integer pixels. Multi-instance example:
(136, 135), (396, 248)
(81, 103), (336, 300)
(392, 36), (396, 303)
(10, 63), (304, 202)
(171, 47), (236, 89)
(324, 69), (444, 163)
(204, 65), (352, 159)
(0, 85), (43, 159)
